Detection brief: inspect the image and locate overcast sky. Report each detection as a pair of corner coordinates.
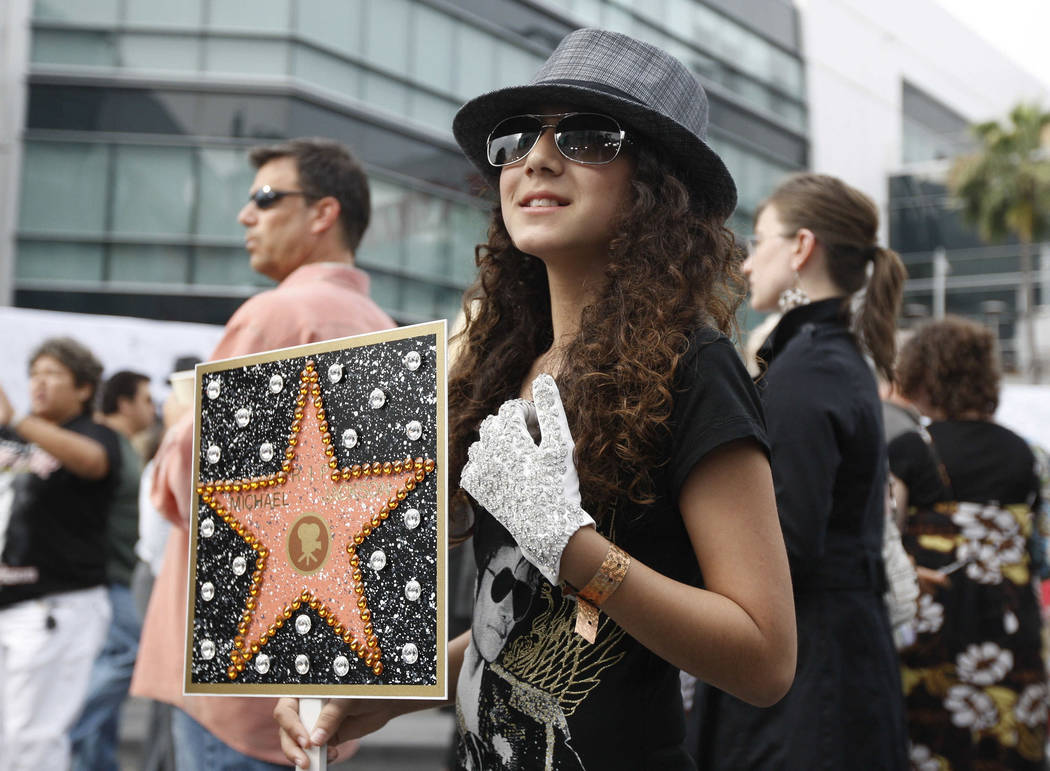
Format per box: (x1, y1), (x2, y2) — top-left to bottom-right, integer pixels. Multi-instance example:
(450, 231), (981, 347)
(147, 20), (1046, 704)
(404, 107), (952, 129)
(932, 0), (1050, 90)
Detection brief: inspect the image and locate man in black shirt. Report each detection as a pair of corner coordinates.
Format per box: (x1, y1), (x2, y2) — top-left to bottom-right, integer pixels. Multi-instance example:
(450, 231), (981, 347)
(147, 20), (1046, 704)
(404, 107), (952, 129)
(0, 337), (121, 769)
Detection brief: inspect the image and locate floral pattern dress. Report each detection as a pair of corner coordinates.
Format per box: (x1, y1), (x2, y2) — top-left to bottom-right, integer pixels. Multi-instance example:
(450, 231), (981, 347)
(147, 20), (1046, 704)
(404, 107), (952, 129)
(889, 421), (1047, 770)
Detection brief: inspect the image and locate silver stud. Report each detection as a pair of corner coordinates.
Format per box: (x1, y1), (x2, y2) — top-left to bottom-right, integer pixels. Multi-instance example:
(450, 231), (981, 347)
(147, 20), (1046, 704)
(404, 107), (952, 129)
(328, 363), (344, 383)
(404, 351), (421, 371)
(200, 582), (215, 602)
(405, 421), (422, 441)
(401, 643), (419, 665)
(254, 654), (270, 674)
(369, 388), (386, 409)
(200, 639), (216, 660)
(206, 380), (221, 400)
(295, 614), (312, 635)
(201, 518), (215, 538)
(333, 655), (350, 677)
(232, 556), (247, 575)
(405, 579), (421, 602)
(341, 429), (358, 449)
(370, 550), (387, 572)
(268, 374), (284, 393)
(234, 407), (252, 428)
(206, 445), (221, 464)
(259, 442), (274, 462)
(294, 654), (310, 675)
(403, 508), (420, 530)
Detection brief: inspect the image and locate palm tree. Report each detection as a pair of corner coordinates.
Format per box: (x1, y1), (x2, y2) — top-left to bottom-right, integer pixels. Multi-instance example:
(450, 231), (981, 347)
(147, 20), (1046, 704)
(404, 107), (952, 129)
(948, 103), (1050, 382)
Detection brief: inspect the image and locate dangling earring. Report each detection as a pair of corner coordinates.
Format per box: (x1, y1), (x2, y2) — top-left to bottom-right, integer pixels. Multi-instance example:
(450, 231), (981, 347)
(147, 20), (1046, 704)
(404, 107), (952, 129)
(777, 269), (810, 312)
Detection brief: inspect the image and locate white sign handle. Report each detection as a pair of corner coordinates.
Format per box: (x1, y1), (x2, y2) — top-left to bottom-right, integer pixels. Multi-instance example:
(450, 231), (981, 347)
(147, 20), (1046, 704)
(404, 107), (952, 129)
(299, 698), (328, 771)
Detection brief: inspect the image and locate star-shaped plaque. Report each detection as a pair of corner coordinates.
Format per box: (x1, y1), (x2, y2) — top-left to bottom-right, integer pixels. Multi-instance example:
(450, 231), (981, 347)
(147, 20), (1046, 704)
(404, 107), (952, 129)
(185, 322), (446, 698)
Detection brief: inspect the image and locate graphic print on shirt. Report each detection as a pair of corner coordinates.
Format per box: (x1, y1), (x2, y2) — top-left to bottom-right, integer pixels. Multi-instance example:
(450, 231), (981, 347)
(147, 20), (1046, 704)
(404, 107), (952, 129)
(0, 437), (58, 585)
(457, 541), (626, 770)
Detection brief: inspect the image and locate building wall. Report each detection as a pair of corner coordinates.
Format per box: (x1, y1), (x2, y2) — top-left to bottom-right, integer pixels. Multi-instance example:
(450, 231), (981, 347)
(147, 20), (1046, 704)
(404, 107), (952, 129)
(7, 0), (809, 326)
(0, 0), (31, 307)
(798, 0), (1049, 232)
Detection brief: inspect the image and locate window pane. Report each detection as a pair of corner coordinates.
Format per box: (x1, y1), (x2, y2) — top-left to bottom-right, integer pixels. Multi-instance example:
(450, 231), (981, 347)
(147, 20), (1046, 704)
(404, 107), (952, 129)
(496, 45), (543, 90)
(293, 45), (362, 101)
(454, 24), (496, 99)
(364, 0), (410, 77)
(297, 0), (364, 53)
(408, 91), (457, 135)
(197, 147), (256, 239)
(30, 29), (118, 67)
(411, 5), (456, 93)
(195, 246), (270, 287)
(109, 244), (191, 283)
(125, 0), (203, 26)
(449, 205), (486, 285)
(367, 270), (400, 314)
(208, 0), (290, 33)
(362, 72), (409, 118)
(359, 179), (406, 269)
(404, 193), (448, 276)
(34, 0), (119, 24)
(18, 141), (110, 235)
(111, 145), (195, 237)
(15, 240), (105, 282)
(119, 33), (200, 72)
(205, 38), (288, 77)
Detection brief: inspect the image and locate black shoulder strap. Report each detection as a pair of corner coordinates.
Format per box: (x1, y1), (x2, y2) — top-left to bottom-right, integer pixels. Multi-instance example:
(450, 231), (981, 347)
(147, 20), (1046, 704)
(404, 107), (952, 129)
(917, 421), (954, 499)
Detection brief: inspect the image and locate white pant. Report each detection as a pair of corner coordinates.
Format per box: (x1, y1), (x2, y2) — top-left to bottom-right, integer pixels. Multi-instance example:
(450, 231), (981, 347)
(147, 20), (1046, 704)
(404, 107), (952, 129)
(0, 587), (110, 771)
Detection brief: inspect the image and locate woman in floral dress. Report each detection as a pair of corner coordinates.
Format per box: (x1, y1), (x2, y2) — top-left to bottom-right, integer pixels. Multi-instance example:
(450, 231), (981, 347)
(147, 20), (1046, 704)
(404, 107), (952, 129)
(889, 316), (1047, 769)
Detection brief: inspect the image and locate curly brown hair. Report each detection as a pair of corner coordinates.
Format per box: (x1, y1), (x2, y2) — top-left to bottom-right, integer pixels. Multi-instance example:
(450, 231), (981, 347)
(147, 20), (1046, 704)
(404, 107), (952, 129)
(896, 315), (1000, 419)
(448, 145), (744, 533)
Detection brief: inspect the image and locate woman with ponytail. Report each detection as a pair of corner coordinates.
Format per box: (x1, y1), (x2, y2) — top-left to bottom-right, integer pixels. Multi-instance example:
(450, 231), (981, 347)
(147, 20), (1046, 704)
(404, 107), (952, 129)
(694, 173), (909, 769)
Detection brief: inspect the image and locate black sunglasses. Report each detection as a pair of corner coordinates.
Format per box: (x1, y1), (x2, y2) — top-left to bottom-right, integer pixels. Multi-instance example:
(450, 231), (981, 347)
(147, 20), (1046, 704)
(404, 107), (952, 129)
(486, 112), (627, 167)
(248, 185), (314, 210)
(489, 566), (532, 620)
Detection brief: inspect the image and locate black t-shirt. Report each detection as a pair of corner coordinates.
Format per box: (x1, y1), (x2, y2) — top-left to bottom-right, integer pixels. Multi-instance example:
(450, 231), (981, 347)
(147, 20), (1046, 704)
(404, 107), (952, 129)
(889, 420), (1039, 508)
(455, 327), (767, 770)
(0, 414), (121, 607)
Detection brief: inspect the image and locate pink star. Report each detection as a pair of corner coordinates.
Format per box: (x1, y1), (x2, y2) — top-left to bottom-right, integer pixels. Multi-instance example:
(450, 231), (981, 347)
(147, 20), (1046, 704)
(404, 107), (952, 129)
(197, 360), (435, 680)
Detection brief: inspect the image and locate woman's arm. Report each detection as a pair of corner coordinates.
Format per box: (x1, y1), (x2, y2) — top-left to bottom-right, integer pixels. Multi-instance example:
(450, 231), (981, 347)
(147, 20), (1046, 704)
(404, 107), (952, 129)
(275, 630), (472, 767)
(559, 439), (796, 707)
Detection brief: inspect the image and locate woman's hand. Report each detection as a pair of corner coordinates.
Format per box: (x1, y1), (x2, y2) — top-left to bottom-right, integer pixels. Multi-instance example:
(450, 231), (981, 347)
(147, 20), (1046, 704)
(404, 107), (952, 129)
(916, 565), (951, 594)
(460, 374), (594, 584)
(274, 697), (396, 768)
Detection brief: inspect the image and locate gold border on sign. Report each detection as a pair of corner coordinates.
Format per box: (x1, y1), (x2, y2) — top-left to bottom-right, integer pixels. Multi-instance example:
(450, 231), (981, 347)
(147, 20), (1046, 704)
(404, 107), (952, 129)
(184, 319), (448, 700)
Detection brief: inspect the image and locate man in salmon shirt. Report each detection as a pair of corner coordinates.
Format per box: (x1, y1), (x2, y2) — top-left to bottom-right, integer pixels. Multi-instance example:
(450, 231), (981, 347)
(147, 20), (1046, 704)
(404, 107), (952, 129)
(132, 138), (393, 769)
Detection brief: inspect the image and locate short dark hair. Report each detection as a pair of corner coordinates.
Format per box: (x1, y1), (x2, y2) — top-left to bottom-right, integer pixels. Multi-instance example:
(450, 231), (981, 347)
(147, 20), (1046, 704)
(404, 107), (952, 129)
(897, 315), (1001, 419)
(100, 370), (150, 415)
(28, 337), (104, 415)
(249, 138), (371, 252)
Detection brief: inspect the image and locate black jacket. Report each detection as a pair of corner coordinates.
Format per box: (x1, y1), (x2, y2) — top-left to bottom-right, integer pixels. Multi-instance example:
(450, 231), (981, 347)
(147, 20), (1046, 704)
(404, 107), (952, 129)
(694, 299), (908, 770)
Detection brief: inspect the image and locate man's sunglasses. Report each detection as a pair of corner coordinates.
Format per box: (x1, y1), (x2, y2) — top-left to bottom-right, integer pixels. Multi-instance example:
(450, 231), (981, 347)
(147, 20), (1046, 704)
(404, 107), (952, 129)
(486, 112), (627, 167)
(489, 566), (532, 621)
(248, 185), (314, 210)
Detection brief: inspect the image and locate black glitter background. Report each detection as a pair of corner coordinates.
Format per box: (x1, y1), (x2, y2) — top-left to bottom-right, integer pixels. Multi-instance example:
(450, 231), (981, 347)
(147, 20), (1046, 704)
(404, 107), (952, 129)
(190, 332), (440, 689)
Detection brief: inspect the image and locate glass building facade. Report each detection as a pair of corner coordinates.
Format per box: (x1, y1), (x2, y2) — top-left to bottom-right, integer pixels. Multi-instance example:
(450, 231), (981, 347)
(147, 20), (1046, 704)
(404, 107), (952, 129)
(13, 0), (807, 324)
(889, 80), (1045, 369)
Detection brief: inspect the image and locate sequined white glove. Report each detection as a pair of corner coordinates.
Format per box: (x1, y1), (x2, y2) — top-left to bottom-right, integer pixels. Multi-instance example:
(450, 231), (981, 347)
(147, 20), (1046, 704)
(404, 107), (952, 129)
(460, 373), (595, 584)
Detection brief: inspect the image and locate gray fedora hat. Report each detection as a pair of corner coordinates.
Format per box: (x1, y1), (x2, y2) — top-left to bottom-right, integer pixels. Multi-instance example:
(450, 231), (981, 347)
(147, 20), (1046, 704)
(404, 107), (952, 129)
(452, 27), (737, 221)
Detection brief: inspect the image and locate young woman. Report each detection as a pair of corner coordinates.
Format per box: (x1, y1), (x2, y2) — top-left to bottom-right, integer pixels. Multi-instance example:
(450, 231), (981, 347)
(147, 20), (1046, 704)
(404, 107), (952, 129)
(693, 174), (910, 769)
(275, 28), (796, 770)
(890, 316), (1047, 769)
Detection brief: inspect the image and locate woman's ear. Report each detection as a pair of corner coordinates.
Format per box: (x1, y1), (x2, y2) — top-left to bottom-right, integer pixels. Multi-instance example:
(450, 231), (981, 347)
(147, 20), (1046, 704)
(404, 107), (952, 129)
(791, 227), (818, 271)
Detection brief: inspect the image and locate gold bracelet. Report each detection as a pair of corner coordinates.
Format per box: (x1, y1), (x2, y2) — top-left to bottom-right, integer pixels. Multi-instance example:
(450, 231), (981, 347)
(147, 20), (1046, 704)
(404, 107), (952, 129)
(568, 543), (630, 644)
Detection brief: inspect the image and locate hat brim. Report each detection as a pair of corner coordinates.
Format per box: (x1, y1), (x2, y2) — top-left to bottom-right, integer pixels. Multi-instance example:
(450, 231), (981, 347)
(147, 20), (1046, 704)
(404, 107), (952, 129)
(452, 82), (737, 221)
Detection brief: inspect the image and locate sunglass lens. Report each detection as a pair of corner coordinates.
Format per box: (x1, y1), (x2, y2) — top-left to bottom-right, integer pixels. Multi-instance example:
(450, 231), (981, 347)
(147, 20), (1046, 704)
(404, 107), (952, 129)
(487, 116), (542, 166)
(251, 189), (280, 209)
(490, 567), (515, 603)
(555, 113), (623, 164)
